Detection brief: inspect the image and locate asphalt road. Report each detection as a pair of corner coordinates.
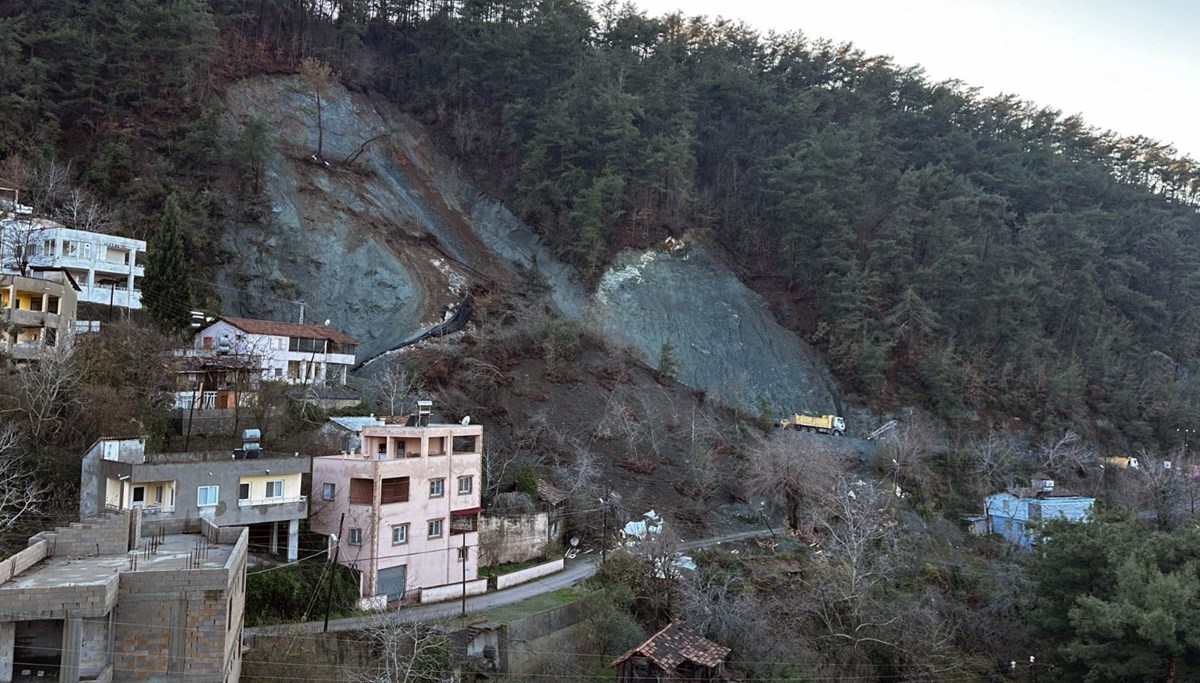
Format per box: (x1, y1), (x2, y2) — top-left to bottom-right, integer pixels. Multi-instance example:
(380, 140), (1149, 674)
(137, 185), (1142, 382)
(247, 528), (771, 636)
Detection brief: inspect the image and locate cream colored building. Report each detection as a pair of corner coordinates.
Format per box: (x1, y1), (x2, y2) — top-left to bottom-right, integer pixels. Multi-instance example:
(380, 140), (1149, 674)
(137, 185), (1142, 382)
(0, 268), (77, 362)
(311, 417), (483, 605)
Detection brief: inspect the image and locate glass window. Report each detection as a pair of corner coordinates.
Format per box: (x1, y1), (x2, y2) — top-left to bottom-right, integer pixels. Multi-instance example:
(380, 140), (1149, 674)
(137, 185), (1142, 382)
(238, 483), (250, 500)
(197, 485), (219, 507)
(457, 476), (473, 494)
(428, 519), (443, 538)
(392, 525), (408, 545)
(266, 480), (283, 498)
(132, 486), (145, 503)
(322, 482), (336, 501)
(349, 528), (363, 545)
(430, 478), (445, 498)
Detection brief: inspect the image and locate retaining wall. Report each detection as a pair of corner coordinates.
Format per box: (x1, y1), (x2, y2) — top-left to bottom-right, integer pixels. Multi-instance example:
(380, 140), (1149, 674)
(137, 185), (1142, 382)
(0, 540), (47, 584)
(495, 559), (564, 590)
(419, 579), (488, 603)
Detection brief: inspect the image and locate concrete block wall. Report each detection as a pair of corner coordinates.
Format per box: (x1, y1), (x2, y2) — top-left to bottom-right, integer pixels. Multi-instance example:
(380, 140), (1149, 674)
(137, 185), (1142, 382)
(0, 575), (119, 620)
(0, 540), (47, 585)
(32, 510), (134, 558)
(79, 616), (111, 680)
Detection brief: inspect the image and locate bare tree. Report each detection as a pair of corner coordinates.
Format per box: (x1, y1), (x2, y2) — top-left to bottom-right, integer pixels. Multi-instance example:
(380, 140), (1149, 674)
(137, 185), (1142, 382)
(55, 188), (111, 233)
(0, 424), (43, 534)
(299, 58), (338, 161)
(967, 430), (1018, 494)
(0, 341), (83, 444)
(0, 212), (47, 275)
(1037, 430), (1094, 479)
(369, 357), (425, 416)
(348, 616), (454, 683)
(744, 431), (843, 531)
(1135, 450), (1186, 529)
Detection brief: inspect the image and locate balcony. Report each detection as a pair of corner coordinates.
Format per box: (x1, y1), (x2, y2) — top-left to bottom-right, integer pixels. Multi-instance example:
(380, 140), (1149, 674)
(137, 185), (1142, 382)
(135, 505), (176, 515)
(238, 495), (307, 508)
(2, 308), (47, 326)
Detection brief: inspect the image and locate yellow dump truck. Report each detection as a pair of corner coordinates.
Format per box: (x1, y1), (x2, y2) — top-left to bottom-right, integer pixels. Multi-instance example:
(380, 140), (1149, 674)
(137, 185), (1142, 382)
(778, 413), (846, 436)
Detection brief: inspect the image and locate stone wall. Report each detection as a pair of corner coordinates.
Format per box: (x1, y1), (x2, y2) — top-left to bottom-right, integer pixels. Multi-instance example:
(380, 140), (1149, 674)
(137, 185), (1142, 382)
(478, 512), (548, 566)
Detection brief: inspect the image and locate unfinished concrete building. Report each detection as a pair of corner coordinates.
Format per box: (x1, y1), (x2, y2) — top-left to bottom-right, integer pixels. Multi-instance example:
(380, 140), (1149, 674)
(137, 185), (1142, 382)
(79, 437), (309, 561)
(0, 508), (247, 683)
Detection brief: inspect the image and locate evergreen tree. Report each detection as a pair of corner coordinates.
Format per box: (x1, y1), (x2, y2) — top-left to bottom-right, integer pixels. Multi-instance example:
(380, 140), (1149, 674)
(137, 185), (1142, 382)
(142, 195), (193, 332)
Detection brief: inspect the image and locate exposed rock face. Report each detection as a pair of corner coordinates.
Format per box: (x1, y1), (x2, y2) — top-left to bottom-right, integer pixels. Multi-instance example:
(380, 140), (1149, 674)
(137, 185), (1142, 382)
(589, 245), (840, 416)
(216, 75), (839, 415)
(218, 76), (583, 360)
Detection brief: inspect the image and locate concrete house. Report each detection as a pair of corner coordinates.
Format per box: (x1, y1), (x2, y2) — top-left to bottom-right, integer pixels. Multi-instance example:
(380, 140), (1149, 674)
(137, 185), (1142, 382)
(0, 509), (247, 683)
(310, 411), (484, 607)
(79, 437), (309, 561)
(611, 622), (735, 682)
(193, 317), (358, 386)
(985, 478), (1094, 548)
(28, 222), (146, 310)
(1, 268), (78, 362)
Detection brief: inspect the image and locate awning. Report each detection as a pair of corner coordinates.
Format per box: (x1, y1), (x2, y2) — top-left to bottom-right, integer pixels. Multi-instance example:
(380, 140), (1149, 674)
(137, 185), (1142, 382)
(451, 506), (483, 515)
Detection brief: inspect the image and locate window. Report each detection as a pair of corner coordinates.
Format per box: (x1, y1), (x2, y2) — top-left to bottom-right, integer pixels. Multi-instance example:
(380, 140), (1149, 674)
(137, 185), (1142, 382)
(429, 478), (445, 498)
(381, 477), (409, 504)
(322, 482), (336, 501)
(391, 524), (409, 545)
(265, 480), (283, 498)
(132, 486), (145, 504)
(349, 528), (363, 545)
(287, 361), (300, 379)
(349, 478), (373, 504)
(428, 519), (443, 538)
(238, 483), (250, 501)
(202, 336), (214, 350)
(273, 368), (282, 378)
(197, 485), (219, 507)
(457, 476), (473, 494)
(457, 547), (468, 562)
(154, 485), (163, 504)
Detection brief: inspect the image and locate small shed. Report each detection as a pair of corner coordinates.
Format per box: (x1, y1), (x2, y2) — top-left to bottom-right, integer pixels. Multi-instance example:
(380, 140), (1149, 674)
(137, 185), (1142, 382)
(610, 622), (734, 682)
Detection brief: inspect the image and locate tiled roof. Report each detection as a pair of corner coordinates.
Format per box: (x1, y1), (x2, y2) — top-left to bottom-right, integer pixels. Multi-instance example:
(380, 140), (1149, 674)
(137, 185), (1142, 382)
(535, 479), (569, 506)
(611, 622), (730, 671)
(218, 317), (359, 345)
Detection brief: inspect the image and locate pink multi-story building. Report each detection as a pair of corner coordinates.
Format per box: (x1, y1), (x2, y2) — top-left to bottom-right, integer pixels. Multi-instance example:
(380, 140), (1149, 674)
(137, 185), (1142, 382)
(311, 414), (483, 605)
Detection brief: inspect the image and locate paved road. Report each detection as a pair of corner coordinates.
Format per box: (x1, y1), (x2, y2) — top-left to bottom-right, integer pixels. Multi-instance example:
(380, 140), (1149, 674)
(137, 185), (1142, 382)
(247, 528), (771, 636)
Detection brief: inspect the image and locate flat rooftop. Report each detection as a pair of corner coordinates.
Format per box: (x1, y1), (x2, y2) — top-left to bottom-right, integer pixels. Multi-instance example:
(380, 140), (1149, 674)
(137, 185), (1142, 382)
(4, 533), (233, 589)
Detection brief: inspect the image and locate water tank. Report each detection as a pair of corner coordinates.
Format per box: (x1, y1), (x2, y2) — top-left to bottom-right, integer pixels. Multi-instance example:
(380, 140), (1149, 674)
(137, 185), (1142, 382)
(242, 428), (261, 442)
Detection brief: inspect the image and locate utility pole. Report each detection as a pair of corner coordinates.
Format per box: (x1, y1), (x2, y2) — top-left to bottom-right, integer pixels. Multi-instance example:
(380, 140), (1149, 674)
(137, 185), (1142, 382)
(323, 513), (345, 633)
(460, 530), (468, 618)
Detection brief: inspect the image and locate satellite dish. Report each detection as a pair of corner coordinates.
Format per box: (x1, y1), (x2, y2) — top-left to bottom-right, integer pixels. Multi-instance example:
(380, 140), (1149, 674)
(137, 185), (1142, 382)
(569, 537), (580, 547)
(324, 319), (331, 326)
(461, 415), (471, 425)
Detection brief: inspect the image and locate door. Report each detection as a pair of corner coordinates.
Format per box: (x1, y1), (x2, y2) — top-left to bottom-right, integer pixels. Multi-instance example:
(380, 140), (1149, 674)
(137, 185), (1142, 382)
(377, 565), (407, 601)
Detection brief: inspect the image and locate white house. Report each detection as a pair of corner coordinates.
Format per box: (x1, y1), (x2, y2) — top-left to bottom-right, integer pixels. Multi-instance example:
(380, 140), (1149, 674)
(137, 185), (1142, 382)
(0, 216), (147, 309)
(194, 316), (359, 386)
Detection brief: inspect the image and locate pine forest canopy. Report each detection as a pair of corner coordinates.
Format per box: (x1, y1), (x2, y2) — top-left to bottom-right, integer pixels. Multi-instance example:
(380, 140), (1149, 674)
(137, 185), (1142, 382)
(2, 0), (1200, 447)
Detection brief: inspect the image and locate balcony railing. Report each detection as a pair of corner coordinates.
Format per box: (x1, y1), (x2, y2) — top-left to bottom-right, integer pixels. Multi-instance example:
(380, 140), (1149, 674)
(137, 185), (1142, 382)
(135, 505), (176, 515)
(238, 495), (307, 508)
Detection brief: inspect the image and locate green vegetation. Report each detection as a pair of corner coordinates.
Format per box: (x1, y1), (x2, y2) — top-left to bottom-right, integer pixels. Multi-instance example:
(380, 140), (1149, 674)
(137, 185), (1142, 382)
(142, 194), (195, 332)
(245, 560), (360, 626)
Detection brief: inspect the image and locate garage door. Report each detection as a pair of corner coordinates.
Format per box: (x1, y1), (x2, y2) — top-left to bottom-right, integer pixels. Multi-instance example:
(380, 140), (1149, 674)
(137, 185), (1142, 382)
(377, 565), (407, 601)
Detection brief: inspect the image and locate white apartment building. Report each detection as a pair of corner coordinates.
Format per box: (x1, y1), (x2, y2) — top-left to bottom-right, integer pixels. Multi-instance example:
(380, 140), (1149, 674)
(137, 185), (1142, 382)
(194, 317), (359, 385)
(0, 215), (147, 309)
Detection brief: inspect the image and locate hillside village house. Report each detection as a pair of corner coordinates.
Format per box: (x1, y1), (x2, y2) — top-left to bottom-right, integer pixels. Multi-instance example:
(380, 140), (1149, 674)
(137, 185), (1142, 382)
(1, 268), (78, 362)
(1, 213), (146, 310)
(79, 436), (310, 561)
(310, 411), (484, 607)
(0, 509), (246, 683)
(194, 317), (359, 386)
(611, 622), (735, 682)
(984, 478), (1095, 548)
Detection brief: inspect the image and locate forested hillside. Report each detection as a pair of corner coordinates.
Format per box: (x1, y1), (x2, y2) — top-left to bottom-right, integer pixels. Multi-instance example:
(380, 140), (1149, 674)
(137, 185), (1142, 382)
(4, 0), (1200, 446)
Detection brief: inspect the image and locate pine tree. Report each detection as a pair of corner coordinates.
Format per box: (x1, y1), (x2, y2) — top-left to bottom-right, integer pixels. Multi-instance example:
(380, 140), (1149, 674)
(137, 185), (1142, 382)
(142, 194), (193, 332)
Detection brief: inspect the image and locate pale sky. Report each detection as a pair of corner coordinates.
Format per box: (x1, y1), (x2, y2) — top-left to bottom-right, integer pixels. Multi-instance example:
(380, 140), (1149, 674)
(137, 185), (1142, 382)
(631, 0), (1200, 159)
